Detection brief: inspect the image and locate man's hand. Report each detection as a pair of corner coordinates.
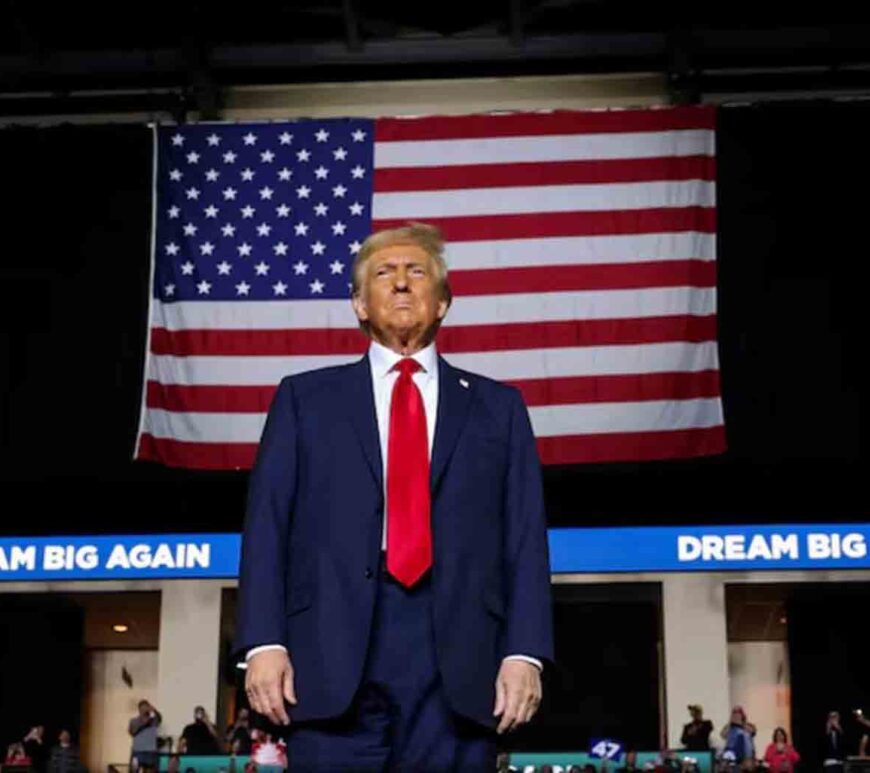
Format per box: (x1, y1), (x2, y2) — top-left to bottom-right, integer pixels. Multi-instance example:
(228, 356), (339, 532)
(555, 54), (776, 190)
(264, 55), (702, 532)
(246, 649), (297, 726)
(493, 659), (542, 734)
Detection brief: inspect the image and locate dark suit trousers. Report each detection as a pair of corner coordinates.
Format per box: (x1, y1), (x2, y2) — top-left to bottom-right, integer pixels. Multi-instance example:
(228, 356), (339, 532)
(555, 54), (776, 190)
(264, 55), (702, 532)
(286, 559), (497, 772)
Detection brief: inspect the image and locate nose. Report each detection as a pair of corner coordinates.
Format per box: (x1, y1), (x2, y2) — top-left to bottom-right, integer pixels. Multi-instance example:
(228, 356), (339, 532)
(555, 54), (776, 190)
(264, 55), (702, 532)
(393, 265), (409, 290)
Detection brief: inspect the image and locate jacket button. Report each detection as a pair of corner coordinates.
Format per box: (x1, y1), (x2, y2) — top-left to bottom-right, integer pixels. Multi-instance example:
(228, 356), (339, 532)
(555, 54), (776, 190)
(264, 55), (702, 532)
(364, 568), (374, 579)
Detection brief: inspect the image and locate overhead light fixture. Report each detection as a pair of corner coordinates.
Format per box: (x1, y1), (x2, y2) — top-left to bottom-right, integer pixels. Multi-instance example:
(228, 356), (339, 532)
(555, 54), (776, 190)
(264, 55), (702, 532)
(113, 624), (129, 633)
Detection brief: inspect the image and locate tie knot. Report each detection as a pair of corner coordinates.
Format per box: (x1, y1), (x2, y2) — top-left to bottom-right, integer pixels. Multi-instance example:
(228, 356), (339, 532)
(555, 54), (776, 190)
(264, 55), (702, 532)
(394, 358), (422, 377)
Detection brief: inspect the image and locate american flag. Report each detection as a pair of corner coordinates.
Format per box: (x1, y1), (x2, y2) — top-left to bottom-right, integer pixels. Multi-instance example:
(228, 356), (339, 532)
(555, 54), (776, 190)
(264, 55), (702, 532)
(136, 107), (725, 469)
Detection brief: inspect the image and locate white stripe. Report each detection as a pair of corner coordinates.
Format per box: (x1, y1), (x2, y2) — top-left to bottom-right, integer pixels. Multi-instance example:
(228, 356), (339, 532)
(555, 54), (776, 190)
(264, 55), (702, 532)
(372, 181), (715, 219)
(528, 398), (724, 437)
(152, 287), (716, 331)
(374, 130), (714, 169)
(147, 341), (720, 386)
(142, 397), (723, 444)
(444, 233), (716, 270)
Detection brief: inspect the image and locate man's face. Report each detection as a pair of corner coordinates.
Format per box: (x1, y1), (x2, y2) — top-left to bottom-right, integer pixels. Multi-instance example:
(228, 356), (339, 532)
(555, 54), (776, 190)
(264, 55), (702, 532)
(352, 243), (448, 350)
(59, 731), (71, 745)
(691, 708), (702, 721)
(139, 702), (150, 716)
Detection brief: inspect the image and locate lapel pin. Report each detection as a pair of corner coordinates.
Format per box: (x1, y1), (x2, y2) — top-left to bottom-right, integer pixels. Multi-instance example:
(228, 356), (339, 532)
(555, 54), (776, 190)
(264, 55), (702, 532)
(459, 378), (469, 389)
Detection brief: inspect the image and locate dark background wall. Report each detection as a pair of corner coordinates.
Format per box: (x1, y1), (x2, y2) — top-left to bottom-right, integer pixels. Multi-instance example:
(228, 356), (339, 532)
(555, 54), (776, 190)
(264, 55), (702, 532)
(0, 101), (866, 538)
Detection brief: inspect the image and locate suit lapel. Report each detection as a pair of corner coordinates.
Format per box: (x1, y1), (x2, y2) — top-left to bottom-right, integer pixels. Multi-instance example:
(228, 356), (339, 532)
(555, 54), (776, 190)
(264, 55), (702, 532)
(430, 356), (474, 494)
(342, 355), (383, 492)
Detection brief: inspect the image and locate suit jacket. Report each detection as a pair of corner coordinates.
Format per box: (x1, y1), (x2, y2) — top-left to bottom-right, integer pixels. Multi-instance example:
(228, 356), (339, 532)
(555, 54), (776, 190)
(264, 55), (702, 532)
(234, 354), (554, 727)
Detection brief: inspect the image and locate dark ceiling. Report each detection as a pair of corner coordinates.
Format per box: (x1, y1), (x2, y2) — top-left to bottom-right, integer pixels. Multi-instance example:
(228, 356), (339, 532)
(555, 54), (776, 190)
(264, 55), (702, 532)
(2, 1), (870, 119)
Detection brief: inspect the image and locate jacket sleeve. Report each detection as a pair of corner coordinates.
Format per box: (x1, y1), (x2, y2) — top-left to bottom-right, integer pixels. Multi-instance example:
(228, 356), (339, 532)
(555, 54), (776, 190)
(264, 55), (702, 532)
(234, 377), (299, 657)
(502, 387), (554, 665)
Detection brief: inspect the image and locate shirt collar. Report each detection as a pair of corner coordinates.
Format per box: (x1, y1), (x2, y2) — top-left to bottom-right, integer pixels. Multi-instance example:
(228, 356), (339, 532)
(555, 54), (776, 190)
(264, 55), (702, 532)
(368, 339), (438, 385)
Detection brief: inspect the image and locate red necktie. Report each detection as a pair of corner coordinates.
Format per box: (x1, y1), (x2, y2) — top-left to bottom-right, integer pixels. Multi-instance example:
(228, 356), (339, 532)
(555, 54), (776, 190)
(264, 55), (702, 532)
(386, 358), (432, 587)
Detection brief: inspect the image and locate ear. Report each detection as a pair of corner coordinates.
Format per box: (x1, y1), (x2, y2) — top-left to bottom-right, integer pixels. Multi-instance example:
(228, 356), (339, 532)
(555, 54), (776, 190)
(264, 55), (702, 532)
(436, 297), (449, 321)
(351, 292), (369, 322)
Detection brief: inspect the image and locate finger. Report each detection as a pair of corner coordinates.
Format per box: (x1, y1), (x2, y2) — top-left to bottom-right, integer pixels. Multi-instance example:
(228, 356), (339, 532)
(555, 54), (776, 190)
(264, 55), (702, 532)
(266, 678), (290, 725)
(497, 687), (523, 734)
(283, 666), (298, 706)
(493, 677), (506, 717)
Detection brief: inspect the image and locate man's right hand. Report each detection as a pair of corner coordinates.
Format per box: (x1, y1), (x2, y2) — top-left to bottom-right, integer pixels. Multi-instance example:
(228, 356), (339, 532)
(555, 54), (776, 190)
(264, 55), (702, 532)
(246, 648), (296, 726)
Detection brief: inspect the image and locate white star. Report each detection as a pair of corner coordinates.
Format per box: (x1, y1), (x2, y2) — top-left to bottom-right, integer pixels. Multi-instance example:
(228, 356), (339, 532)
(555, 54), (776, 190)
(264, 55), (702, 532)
(311, 241), (326, 255)
(221, 223), (236, 237)
(169, 168), (182, 181)
(276, 203), (291, 217)
(314, 202), (328, 217)
(351, 129), (366, 142)
(294, 222), (309, 236)
(237, 242), (252, 257)
(183, 222), (198, 236)
(333, 147), (347, 161)
(165, 242), (180, 256)
(332, 184), (347, 198)
(255, 261), (270, 276)
(278, 167), (293, 181)
(185, 187), (200, 200)
(273, 242), (289, 256)
(167, 205), (180, 219)
(199, 241), (215, 256)
(241, 205), (255, 218)
(203, 205), (219, 218)
(279, 131), (293, 145)
(197, 280), (211, 295)
(349, 240), (362, 254)
(273, 281), (288, 296)
(205, 168), (220, 182)
(207, 133), (221, 146)
(241, 168), (255, 182)
(257, 223), (272, 237)
(243, 132), (257, 146)
(223, 187), (238, 201)
(171, 133), (185, 147)
(314, 166), (329, 180)
(293, 260), (309, 275)
(259, 186), (274, 200)
(296, 185), (311, 199)
(216, 260), (232, 275)
(223, 151), (237, 164)
(260, 150), (275, 163)
(296, 149), (311, 162)
(351, 165), (365, 179)
(181, 261), (195, 275)
(331, 221), (347, 235)
(315, 129), (330, 143)
(330, 260), (345, 274)
(236, 281), (251, 296)
(349, 201), (364, 215)
(164, 283), (176, 296)
(310, 279), (325, 294)
(186, 151), (200, 164)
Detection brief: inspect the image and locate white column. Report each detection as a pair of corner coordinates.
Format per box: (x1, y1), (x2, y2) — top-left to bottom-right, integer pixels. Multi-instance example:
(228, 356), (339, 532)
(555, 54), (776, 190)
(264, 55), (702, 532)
(662, 574), (730, 749)
(156, 580), (223, 742)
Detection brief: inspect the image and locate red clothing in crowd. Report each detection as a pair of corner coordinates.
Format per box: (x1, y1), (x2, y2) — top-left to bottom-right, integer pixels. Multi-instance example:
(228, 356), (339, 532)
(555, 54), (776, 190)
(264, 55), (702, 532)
(764, 742), (801, 773)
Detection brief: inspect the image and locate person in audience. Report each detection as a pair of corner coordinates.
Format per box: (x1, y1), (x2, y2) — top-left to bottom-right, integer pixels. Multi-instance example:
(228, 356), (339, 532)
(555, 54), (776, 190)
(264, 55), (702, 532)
(682, 705), (714, 750)
(47, 730), (82, 773)
(618, 750), (642, 773)
(822, 710), (845, 772)
(128, 699), (162, 773)
(5, 742), (32, 766)
(166, 755), (181, 773)
(763, 727), (800, 773)
(23, 725), (47, 772)
(250, 730), (287, 767)
(226, 707), (253, 754)
(178, 705), (222, 753)
(720, 707), (756, 764)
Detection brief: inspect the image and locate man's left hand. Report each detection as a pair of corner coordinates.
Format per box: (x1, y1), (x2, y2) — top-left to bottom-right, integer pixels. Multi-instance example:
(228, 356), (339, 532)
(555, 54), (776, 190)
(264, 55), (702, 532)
(493, 659), (542, 734)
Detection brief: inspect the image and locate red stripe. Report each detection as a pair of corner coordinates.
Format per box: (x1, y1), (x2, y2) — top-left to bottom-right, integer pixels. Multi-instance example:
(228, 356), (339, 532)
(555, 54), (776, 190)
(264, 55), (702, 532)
(450, 260), (716, 295)
(374, 156), (716, 192)
(537, 425), (727, 465)
(150, 315), (717, 357)
(512, 370), (722, 407)
(375, 106), (715, 142)
(146, 381), (278, 413)
(371, 207), (716, 241)
(137, 433), (257, 470)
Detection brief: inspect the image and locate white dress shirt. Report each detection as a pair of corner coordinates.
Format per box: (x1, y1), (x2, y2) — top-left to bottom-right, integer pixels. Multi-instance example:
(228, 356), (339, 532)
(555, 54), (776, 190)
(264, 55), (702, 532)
(245, 341), (541, 671)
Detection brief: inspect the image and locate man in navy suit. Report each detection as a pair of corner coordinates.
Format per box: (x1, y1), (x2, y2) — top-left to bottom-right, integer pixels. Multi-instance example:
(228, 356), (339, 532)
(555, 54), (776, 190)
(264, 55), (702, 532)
(235, 222), (553, 770)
